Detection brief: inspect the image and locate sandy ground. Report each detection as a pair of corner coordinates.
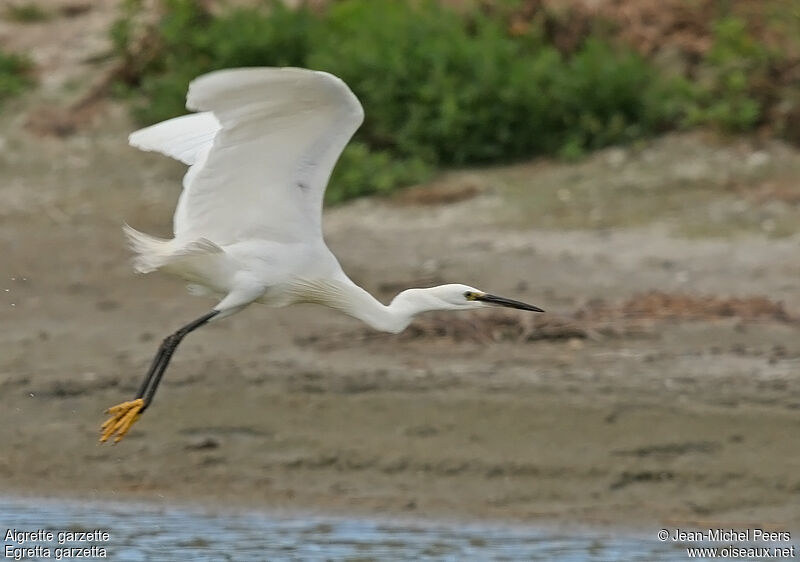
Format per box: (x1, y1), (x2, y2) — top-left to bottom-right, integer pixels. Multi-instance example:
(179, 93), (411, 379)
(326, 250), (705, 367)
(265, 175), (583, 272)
(2, 0), (800, 534)
(2, 105), (800, 530)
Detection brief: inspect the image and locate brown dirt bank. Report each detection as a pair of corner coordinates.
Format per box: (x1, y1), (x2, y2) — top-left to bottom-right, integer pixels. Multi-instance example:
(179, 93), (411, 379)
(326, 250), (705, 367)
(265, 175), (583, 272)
(2, 113), (800, 529)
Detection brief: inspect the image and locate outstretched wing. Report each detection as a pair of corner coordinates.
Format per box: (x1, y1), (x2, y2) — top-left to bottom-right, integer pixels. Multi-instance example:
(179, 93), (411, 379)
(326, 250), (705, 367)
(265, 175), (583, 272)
(129, 111), (220, 166)
(129, 67), (364, 245)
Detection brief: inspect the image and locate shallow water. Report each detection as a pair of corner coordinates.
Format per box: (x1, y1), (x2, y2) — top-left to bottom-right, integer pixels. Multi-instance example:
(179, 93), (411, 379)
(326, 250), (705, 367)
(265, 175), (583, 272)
(0, 496), (768, 561)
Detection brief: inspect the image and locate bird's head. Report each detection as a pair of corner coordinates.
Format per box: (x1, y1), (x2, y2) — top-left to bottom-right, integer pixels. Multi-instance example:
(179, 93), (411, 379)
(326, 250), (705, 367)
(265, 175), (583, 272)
(415, 284), (544, 313)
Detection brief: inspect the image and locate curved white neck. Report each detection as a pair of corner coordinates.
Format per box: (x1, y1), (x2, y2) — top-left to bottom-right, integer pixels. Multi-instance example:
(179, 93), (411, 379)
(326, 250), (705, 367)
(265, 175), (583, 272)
(321, 281), (441, 334)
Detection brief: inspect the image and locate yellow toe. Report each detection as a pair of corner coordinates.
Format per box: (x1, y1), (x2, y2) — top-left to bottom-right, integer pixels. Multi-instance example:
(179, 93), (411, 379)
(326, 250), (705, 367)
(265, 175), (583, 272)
(99, 398), (144, 444)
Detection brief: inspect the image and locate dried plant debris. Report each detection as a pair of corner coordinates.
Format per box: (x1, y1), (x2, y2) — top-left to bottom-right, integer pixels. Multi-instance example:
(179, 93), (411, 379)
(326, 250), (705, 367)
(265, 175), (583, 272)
(511, 0), (799, 60)
(579, 291), (793, 323)
(300, 291), (794, 348)
(398, 311), (600, 343)
(390, 176), (483, 206)
(295, 311), (595, 349)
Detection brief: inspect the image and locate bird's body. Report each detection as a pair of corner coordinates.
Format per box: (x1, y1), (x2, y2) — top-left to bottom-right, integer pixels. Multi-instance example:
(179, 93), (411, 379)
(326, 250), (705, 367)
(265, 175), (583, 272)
(123, 67), (363, 321)
(100, 67), (543, 443)
(126, 225), (348, 317)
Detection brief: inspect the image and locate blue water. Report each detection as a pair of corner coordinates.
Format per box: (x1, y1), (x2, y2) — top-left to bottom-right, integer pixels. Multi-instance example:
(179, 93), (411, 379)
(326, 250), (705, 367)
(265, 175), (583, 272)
(0, 497), (777, 561)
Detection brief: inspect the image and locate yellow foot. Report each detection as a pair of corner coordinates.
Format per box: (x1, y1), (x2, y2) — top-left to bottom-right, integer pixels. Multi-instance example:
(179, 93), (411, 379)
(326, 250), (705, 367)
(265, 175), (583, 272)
(100, 398), (144, 443)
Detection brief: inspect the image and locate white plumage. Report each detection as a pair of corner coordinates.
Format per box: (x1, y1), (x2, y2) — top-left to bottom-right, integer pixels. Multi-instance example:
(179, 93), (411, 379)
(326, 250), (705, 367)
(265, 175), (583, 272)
(125, 68), (360, 317)
(124, 66), (543, 325)
(101, 66), (543, 443)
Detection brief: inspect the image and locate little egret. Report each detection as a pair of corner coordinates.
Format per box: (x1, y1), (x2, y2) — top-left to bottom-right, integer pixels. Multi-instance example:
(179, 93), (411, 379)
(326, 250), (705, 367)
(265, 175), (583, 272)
(100, 67), (543, 443)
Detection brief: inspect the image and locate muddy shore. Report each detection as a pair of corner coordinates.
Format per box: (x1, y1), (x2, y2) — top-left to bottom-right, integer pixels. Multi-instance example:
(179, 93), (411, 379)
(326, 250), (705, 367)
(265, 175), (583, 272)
(2, 110), (800, 530)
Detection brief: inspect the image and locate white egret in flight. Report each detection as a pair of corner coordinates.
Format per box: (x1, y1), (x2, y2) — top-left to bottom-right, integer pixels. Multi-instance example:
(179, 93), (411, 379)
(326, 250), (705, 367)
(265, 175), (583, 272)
(101, 67), (543, 443)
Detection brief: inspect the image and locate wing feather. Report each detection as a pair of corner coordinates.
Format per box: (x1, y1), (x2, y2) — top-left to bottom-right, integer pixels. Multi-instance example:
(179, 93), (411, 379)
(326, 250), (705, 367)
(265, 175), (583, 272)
(177, 67), (363, 245)
(128, 67), (364, 246)
(128, 112), (220, 165)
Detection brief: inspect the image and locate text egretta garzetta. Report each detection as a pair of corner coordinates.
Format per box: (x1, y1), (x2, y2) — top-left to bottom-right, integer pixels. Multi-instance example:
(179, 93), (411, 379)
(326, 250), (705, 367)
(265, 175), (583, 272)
(100, 67), (543, 443)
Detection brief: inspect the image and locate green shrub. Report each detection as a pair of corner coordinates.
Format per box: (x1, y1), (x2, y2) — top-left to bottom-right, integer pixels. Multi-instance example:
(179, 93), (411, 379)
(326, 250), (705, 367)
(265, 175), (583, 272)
(116, 0), (315, 125)
(111, 0), (683, 202)
(4, 2), (50, 23)
(547, 39), (671, 158)
(311, 2), (667, 165)
(682, 16), (775, 132)
(309, 0), (537, 164)
(328, 143), (431, 204)
(0, 50), (32, 105)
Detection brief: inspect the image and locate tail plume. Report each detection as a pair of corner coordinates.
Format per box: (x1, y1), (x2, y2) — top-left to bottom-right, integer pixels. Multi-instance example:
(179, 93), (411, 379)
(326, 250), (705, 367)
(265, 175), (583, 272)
(123, 224), (175, 273)
(123, 224), (224, 274)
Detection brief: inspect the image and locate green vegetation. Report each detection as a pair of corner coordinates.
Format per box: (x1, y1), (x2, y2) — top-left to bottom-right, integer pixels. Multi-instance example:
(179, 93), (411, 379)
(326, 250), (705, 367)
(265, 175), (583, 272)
(680, 16), (776, 132)
(0, 50), (33, 106)
(111, 0), (792, 203)
(4, 2), (50, 23)
(327, 143), (430, 205)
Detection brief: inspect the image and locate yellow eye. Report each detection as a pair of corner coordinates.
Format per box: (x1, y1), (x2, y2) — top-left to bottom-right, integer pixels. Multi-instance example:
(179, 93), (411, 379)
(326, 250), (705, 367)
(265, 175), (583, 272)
(464, 291), (477, 301)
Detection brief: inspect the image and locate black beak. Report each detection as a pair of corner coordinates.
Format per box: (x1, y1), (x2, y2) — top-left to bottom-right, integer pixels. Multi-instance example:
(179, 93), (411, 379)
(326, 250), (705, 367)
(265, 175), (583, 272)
(475, 293), (544, 312)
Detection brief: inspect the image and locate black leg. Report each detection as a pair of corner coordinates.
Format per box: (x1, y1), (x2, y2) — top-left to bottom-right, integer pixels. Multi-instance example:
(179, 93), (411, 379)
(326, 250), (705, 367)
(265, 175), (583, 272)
(135, 310), (219, 411)
(100, 310), (220, 443)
